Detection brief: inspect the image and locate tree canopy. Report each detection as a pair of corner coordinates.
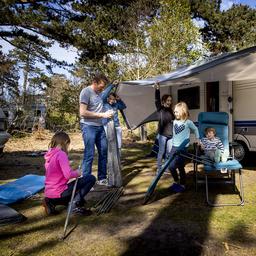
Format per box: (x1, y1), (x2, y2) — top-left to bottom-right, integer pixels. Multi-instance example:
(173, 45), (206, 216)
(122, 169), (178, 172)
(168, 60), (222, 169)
(190, 0), (256, 53)
(0, 0), (158, 66)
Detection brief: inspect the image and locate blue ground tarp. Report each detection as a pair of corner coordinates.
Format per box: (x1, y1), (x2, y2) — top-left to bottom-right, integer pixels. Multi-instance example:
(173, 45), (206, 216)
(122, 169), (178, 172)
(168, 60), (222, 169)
(0, 174), (45, 205)
(0, 204), (27, 226)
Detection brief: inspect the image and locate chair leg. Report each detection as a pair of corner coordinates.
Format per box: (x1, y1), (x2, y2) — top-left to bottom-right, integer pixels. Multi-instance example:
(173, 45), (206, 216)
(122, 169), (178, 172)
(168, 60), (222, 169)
(194, 162), (198, 192)
(205, 169), (244, 207)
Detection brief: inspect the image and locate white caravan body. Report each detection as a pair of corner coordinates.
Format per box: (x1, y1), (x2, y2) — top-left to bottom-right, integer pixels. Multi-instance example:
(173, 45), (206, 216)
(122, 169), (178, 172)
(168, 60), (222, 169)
(118, 46), (256, 160)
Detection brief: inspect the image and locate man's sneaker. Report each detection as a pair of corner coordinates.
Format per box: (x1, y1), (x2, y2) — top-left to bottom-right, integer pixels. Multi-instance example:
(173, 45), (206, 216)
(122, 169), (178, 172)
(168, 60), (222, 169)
(96, 179), (109, 186)
(42, 198), (59, 216)
(73, 199), (86, 208)
(72, 207), (92, 216)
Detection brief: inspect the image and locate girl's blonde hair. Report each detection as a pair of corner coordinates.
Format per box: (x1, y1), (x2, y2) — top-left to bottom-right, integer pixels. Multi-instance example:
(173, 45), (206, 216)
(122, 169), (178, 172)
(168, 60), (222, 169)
(174, 102), (189, 120)
(49, 131), (70, 153)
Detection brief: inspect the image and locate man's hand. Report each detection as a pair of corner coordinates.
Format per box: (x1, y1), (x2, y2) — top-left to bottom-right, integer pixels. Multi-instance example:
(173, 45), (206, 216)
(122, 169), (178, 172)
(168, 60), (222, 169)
(102, 110), (114, 118)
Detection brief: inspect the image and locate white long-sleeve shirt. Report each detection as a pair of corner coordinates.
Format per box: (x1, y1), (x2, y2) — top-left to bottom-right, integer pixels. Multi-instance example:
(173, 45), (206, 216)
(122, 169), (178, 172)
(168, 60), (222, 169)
(200, 136), (224, 153)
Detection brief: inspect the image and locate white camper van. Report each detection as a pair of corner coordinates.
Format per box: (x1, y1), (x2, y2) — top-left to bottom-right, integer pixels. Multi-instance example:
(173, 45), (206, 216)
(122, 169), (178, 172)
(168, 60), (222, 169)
(118, 46), (256, 161)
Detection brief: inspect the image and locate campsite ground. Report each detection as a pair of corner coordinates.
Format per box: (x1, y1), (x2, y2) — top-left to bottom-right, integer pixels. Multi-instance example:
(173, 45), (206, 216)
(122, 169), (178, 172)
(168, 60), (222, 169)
(1, 130), (256, 256)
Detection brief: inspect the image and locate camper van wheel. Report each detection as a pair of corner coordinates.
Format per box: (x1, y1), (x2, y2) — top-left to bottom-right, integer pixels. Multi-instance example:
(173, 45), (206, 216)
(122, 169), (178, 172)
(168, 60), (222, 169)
(233, 141), (248, 162)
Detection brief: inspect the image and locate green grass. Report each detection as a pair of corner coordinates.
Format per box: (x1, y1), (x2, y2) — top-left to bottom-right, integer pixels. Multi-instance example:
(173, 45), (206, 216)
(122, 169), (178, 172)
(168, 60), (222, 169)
(1, 140), (256, 255)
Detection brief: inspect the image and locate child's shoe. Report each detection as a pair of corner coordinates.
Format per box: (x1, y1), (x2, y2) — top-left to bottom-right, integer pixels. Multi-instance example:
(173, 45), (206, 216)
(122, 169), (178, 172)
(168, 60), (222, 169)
(220, 168), (228, 174)
(42, 198), (59, 216)
(72, 207), (92, 216)
(174, 184), (185, 193)
(169, 182), (179, 192)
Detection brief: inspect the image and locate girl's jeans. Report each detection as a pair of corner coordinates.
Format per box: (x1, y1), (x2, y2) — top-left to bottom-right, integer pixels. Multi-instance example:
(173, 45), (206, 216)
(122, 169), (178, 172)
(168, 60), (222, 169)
(48, 174), (96, 206)
(80, 123), (108, 180)
(168, 146), (187, 185)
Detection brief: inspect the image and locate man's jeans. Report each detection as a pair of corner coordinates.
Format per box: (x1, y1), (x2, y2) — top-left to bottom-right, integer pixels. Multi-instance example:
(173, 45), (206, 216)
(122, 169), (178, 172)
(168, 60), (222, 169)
(81, 123), (108, 180)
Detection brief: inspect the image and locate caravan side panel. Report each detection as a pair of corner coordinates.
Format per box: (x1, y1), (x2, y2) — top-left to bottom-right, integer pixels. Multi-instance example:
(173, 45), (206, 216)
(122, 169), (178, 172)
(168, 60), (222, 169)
(233, 80), (256, 151)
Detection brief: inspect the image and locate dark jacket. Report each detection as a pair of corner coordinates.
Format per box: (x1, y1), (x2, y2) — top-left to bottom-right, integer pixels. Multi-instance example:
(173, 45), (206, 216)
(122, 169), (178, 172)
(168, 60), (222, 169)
(155, 89), (174, 137)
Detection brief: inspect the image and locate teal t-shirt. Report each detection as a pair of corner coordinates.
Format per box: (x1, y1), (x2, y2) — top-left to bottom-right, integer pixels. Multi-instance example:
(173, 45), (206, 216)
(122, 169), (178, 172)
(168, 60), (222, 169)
(172, 119), (199, 147)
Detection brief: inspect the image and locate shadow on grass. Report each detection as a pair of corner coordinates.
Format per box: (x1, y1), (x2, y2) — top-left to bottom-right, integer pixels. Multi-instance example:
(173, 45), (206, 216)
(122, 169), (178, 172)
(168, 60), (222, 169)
(0, 213), (66, 240)
(228, 221), (256, 245)
(242, 152), (256, 170)
(19, 239), (62, 255)
(120, 145), (248, 255)
(121, 193), (215, 255)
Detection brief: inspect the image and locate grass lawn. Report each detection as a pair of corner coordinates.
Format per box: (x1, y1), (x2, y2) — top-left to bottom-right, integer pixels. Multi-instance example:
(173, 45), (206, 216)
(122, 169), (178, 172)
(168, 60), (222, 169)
(0, 132), (256, 256)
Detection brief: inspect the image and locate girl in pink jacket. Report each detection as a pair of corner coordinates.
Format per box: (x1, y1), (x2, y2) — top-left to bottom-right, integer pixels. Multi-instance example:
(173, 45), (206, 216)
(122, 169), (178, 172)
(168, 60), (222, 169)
(43, 131), (96, 216)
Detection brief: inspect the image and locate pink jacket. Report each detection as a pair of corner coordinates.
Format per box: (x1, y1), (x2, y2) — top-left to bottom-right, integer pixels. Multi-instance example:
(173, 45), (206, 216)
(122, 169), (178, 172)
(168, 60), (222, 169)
(44, 147), (79, 198)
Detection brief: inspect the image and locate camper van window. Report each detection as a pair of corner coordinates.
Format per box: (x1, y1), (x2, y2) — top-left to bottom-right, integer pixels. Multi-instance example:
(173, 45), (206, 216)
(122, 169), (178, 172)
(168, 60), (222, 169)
(178, 86), (200, 109)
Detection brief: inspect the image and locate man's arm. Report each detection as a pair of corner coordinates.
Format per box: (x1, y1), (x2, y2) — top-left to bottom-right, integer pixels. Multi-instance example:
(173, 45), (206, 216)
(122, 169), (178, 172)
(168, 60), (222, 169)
(80, 103), (113, 119)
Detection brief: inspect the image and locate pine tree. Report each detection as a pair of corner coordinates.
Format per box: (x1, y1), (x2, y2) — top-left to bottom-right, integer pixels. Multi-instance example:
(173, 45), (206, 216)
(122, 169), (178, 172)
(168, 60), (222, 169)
(190, 0), (256, 53)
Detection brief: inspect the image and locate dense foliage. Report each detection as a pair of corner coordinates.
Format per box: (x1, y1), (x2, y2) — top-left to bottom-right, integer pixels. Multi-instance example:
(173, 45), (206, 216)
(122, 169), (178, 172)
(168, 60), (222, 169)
(190, 0), (256, 53)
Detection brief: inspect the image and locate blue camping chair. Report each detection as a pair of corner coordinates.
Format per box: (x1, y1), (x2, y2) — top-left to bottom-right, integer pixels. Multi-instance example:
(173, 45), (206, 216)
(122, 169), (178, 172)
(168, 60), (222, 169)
(195, 112), (244, 206)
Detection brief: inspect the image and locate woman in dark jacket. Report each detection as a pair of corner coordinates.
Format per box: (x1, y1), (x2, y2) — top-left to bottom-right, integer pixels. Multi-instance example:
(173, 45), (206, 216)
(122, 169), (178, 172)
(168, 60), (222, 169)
(155, 82), (174, 174)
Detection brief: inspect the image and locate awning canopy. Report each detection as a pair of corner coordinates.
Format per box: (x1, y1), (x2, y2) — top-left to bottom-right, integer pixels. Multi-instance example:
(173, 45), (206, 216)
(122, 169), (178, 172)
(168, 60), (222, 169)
(117, 46), (256, 129)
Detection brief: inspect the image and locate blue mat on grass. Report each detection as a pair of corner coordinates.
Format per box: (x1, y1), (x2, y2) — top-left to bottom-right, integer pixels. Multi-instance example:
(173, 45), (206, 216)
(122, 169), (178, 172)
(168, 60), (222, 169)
(0, 204), (27, 226)
(0, 174), (45, 205)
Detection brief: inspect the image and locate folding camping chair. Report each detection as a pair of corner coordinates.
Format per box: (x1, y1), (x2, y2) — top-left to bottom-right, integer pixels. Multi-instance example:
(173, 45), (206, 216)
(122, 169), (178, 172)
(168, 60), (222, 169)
(194, 112), (244, 206)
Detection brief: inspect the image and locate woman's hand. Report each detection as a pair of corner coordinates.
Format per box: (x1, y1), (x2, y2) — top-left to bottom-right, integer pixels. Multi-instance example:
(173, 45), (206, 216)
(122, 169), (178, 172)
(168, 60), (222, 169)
(154, 82), (160, 90)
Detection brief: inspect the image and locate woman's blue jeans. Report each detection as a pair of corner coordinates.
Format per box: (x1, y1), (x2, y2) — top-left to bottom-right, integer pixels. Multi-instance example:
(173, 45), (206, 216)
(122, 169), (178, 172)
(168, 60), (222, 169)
(80, 123), (108, 180)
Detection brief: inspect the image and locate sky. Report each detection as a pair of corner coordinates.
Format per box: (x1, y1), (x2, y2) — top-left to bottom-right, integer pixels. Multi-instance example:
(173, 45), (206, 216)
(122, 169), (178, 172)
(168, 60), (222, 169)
(221, 0), (256, 10)
(0, 0), (255, 79)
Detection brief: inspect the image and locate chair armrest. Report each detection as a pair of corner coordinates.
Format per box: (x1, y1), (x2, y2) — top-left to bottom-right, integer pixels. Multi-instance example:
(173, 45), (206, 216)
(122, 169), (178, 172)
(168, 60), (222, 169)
(193, 142), (203, 156)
